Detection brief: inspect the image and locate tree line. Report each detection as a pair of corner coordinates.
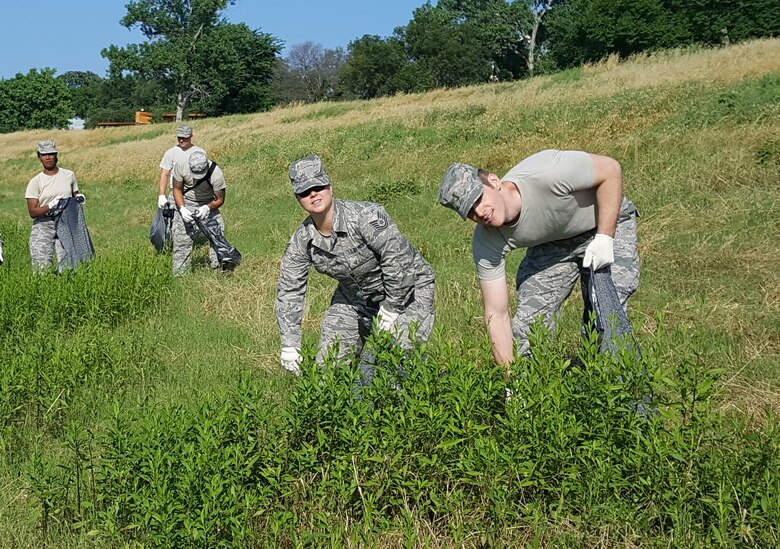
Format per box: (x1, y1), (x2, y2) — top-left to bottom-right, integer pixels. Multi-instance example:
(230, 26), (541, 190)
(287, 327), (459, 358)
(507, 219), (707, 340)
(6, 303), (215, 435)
(1, 0), (778, 133)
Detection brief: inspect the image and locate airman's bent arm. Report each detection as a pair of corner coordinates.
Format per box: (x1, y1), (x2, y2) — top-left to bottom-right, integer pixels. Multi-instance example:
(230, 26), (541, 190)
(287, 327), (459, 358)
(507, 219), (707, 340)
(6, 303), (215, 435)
(360, 205), (415, 313)
(206, 188), (225, 211)
(26, 198), (50, 219)
(172, 178), (184, 208)
(589, 154), (623, 238)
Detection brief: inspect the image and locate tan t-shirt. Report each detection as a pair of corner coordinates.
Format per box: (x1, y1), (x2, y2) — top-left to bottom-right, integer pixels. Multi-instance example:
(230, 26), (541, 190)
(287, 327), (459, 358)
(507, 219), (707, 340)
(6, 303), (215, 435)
(159, 145), (205, 189)
(25, 168), (78, 207)
(171, 160), (226, 207)
(471, 150), (597, 281)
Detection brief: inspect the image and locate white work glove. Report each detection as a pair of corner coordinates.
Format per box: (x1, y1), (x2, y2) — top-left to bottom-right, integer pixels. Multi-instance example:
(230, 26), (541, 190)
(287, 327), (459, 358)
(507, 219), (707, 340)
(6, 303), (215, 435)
(377, 305), (400, 332)
(280, 347), (302, 376)
(75, 193), (86, 204)
(583, 233), (614, 270)
(157, 194), (168, 208)
(179, 205), (194, 223)
(46, 198), (67, 217)
(194, 205), (210, 219)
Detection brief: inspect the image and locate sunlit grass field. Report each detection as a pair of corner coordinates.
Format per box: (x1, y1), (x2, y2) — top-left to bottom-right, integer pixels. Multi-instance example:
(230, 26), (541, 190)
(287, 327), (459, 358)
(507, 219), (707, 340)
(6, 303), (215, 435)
(0, 40), (778, 547)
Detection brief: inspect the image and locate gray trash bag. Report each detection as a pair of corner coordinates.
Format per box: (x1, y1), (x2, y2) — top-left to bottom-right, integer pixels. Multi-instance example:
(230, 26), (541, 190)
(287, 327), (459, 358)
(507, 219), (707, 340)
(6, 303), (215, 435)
(193, 215), (241, 270)
(585, 266), (653, 416)
(150, 203), (175, 253)
(582, 266), (639, 357)
(55, 197), (95, 271)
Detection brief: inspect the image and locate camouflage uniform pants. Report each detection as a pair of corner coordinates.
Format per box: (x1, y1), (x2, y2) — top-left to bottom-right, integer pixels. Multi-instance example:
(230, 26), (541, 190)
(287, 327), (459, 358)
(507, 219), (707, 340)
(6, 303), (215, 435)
(512, 200), (640, 356)
(317, 281), (435, 364)
(171, 209), (224, 276)
(29, 218), (64, 273)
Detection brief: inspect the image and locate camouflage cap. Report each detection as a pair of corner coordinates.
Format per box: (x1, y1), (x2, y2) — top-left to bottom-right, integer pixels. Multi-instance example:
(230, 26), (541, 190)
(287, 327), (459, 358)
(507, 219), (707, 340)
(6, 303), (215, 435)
(289, 155), (331, 194)
(37, 140), (58, 155)
(438, 163), (483, 219)
(189, 150), (209, 176)
(176, 125), (193, 138)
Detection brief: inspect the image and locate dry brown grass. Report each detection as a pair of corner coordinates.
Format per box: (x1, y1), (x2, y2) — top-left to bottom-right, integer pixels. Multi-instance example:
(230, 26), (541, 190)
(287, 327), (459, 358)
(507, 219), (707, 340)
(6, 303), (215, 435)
(3, 39), (779, 185)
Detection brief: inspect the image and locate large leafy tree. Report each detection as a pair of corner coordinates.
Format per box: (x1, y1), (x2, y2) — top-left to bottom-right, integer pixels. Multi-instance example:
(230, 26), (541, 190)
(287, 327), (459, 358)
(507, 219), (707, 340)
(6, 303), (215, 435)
(545, 0), (780, 70)
(339, 35), (411, 99)
(102, 0), (281, 120)
(403, 4), (494, 87)
(668, 0), (780, 45)
(189, 22), (281, 114)
(0, 68), (73, 133)
(405, 0), (560, 84)
(57, 71), (102, 119)
(339, 1), (565, 99)
(545, 0), (690, 68)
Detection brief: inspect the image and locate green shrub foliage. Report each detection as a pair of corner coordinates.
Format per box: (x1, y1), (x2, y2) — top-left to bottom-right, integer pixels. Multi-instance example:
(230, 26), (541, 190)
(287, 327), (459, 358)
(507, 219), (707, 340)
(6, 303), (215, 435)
(23, 326), (780, 546)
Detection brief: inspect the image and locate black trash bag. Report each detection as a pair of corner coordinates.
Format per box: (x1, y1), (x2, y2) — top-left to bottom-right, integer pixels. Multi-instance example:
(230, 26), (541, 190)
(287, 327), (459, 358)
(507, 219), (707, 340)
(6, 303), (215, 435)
(55, 197), (95, 271)
(584, 266), (640, 357)
(149, 203), (175, 253)
(193, 215), (241, 271)
(585, 266), (653, 416)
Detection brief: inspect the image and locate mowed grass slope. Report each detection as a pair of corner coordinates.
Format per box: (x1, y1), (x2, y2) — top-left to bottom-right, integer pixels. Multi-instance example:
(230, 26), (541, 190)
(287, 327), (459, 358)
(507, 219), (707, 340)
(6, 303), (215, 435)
(0, 40), (778, 546)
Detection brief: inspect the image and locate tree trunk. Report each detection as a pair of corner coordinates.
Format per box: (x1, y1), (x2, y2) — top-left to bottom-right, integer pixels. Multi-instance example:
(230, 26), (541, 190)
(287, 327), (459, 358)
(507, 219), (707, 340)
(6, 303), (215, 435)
(176, 92), (186, 122)
(527, 14), (542, 77)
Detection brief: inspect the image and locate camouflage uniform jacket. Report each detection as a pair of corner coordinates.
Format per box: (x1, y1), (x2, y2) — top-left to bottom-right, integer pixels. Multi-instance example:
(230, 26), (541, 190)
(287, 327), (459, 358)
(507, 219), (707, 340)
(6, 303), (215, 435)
(276, 199), (435, 349)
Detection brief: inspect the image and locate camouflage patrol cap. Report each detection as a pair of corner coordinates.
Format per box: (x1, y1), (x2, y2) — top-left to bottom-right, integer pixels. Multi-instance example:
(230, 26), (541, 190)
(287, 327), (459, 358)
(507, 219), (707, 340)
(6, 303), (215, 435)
(176, 125), (193, 138)
(37, 140), (58, 155)
(189, 150), (209, 176)
(438, 163), (483, 219)
(289, 155), (331, 194)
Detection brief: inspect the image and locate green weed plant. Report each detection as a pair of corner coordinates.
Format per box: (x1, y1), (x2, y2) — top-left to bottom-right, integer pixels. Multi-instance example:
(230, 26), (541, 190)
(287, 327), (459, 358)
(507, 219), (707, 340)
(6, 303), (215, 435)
(22, 327), (779, 547)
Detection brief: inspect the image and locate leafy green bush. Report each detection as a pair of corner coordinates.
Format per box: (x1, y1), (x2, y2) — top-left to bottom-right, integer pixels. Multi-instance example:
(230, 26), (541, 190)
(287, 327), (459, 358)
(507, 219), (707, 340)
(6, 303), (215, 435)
(29, 327), (779, 546)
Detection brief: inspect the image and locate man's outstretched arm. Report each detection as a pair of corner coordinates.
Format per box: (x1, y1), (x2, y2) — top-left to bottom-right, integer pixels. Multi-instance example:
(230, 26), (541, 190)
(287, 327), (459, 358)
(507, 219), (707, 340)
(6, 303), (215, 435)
(480, 277), (514, 370)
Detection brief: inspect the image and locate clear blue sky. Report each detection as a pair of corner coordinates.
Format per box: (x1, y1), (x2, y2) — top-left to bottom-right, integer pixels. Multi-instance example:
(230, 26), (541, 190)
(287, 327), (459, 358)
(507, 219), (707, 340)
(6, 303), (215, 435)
(0, 0), (428, 79)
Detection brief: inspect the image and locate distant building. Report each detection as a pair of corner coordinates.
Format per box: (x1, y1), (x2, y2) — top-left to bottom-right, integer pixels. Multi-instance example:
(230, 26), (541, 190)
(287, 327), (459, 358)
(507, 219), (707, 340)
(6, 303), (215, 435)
(68, 117), (85, 131)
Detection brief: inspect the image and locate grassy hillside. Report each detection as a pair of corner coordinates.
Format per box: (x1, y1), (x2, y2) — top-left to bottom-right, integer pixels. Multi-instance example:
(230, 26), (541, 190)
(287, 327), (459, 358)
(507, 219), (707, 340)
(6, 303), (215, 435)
(0, 40), (778, 547)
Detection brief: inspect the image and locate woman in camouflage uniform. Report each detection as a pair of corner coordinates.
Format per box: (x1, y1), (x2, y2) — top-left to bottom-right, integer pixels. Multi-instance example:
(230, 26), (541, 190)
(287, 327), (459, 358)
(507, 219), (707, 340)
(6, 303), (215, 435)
(275, 155), (436, 377)
(24, 141), (84, 272)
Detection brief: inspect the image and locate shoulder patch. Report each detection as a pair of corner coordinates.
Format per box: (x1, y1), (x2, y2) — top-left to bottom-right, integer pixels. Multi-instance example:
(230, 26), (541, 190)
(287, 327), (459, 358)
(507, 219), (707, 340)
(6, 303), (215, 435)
(369, 210), (389, 232)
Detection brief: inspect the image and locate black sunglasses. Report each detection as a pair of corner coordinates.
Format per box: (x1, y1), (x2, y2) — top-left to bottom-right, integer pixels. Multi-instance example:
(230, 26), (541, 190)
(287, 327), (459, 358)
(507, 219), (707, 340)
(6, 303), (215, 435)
(296, 185), (330, 198)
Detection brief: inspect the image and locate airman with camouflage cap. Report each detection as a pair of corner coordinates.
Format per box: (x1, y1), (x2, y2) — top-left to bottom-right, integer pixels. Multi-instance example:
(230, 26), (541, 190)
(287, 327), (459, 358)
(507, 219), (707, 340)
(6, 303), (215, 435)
(157, 125), (205, 209)
(276, 155), (436, 379)
(438, 149), (640, 368)
(170, 149), (232, 275)
(25, 140), (86, 272)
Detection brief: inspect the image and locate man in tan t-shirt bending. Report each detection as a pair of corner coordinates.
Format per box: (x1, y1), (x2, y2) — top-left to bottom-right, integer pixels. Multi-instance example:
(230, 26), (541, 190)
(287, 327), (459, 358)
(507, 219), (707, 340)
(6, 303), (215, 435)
(438, 149), (640, 368)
